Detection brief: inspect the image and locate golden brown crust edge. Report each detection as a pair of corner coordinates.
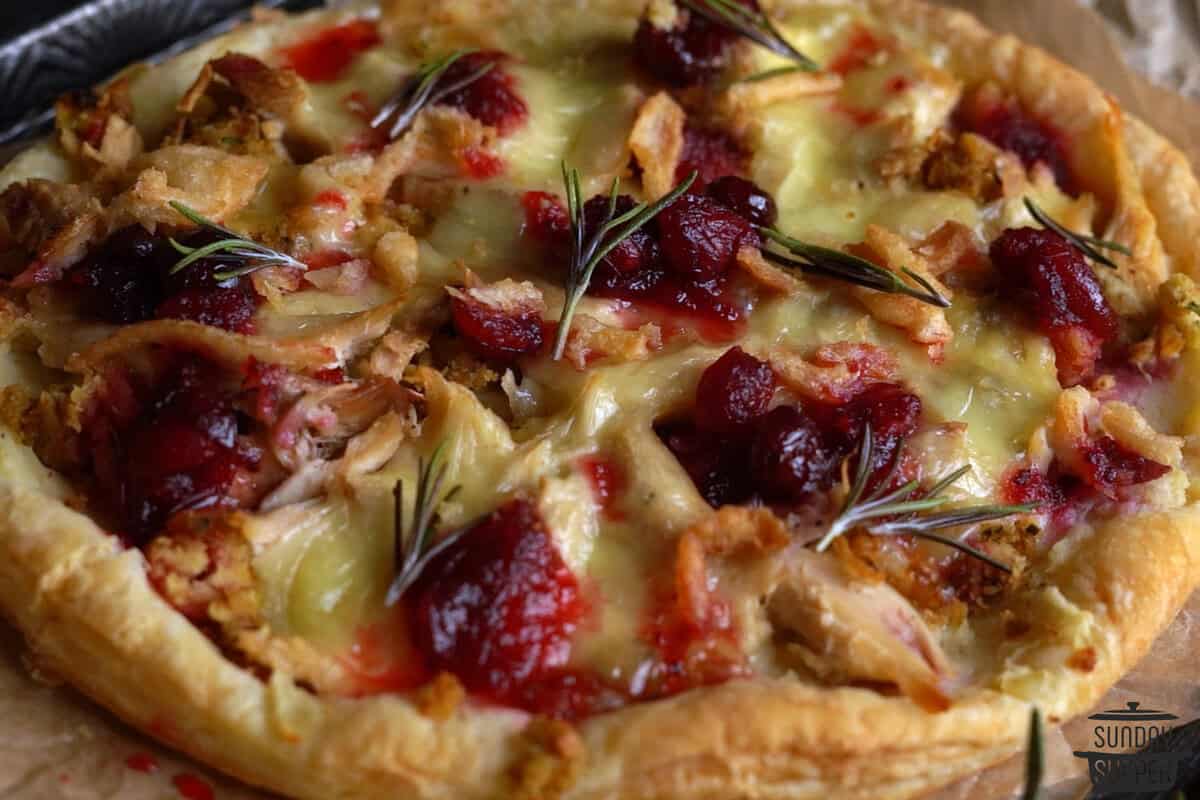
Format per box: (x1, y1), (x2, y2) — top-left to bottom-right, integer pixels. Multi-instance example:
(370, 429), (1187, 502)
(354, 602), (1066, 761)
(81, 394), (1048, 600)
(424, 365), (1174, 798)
(1, 2), (1200, 799)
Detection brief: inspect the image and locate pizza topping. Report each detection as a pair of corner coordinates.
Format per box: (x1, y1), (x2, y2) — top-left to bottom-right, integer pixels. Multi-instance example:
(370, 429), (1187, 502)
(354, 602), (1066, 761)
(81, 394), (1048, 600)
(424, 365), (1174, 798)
(633, 3), (741, 87)
(989, 226), (1118, 386)
(759, 226), (951, 309)
(664, 345), (923, 507)
(768, 342), (897, 403)
(768, 548), (952, 711)
(956, 83), (1076, 194)
(1022, 197), (1130, 270)
(1075, 436), (1170, 493)
(57, 223), (260, 332)
(693, 346), (776, 433)
(371, 50), (525, 145)
(384, 442), (463, 606)
(552, 165), (696, 358)
(88, 357), (268, 544)
(448, 278), (547, 363)
(628, 92), (687, 200)
(657, 192), (757, 280)
(278, 19), (382, 83)
(750, 406), (835, 501)
(675, 123), (748, 188)
(409, 498), (585, 709)
(145, 513), (258, 624)
(705, 175), (778, 227)
(813, 426), (1030, 572)
(636, 531), (748, 699)
(436, 51), (528, 136)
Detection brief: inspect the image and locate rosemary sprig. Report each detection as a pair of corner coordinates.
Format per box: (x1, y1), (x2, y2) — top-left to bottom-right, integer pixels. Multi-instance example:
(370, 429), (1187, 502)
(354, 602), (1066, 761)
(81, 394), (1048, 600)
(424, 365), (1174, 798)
(813, 424), (1034, 571)
(760, 227), (952, 308)
(384, 441), (465, 606)
(167, 201), (306, 280)
(552, 163), (697, 360)
(680, 0), (819, 72)
(1024, 197), (1130, 269)
(1022, 708), (1044, 800)
(370, 49), (494, 141)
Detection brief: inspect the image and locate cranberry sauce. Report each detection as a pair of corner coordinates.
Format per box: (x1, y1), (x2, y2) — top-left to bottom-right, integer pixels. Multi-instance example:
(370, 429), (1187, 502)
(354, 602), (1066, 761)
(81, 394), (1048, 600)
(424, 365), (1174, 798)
(989, 227), (1118, 387)
(524, 175), (778, 342)
(67, 225), (259, 333)
(957, 88), (1076, 194)
(85, 355), (270, 545)
(659, 346), (922, 507)
(278, 19), (382, 83)
(408, 499), (587, 713)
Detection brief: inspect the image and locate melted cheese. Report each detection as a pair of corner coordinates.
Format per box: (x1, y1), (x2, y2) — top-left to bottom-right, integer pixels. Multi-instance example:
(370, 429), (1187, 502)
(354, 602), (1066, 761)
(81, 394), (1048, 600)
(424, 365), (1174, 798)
(0, 1), (1181, 693)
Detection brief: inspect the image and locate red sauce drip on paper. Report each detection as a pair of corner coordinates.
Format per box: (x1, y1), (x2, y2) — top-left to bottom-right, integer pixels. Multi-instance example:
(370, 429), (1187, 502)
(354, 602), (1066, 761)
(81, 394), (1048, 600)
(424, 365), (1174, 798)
(125, 752), (160, 774)
(172, 774), (214, 800)
(279, 19), (382, 82)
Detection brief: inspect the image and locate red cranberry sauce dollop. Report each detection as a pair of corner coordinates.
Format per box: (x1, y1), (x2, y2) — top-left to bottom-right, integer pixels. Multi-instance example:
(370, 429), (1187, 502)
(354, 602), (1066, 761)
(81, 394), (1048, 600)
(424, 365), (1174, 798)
(86, 356), (266, 545)
(449, 292), (545, 363)
(408, 499), (587, 711)
(659, 347), (922, 507)
(279, 19), (382, 83)
(525, 176), (776, 340)
(436, 51), (529, 136)
(633, 2), (752, 87)
(676, 125), (750, 189)
(1001, 435), (1168, 537)
(956, 88), (1076, 194)
(67, 225), (260, 333)
(989, 227), (1118, 386)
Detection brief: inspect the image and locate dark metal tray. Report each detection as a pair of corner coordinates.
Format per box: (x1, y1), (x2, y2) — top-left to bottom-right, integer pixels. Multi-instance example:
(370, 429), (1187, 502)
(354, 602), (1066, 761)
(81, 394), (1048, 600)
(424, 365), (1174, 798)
(0, 0), (323, 146)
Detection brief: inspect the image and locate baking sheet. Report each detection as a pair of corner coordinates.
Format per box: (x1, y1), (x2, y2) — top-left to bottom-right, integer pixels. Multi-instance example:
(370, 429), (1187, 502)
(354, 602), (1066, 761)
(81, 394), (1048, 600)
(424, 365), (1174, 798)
(2, 1), (1200, 798)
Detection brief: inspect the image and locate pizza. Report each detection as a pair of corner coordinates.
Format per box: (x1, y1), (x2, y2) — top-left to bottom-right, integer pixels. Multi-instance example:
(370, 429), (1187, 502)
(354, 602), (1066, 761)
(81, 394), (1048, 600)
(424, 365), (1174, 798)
(0, 0), (1197, 797)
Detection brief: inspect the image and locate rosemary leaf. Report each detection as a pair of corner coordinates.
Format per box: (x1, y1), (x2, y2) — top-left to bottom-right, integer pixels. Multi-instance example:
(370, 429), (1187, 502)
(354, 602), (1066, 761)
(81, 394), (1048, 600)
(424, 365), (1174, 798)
(167, 201), (306, 279)
(813, 424), (1033, 572)
(1024, 197), (1130, 269)
(552, 165), (697, 360)
(680, 0), (819, 71)
(760, 227), (951, 308)
(1022, 708), (1044, 800)
(371, 49), (494, 141)
(385, 441), (466, 606)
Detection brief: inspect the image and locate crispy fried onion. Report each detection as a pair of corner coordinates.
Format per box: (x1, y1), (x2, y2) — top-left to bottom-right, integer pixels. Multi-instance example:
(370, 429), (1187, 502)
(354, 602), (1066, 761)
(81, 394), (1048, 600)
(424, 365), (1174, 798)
(847, 225), (953, 359)
(766, 341), (897, 403)
(561, 314), (662, 370)
(628, 91), (685, 201)
(1047, 386), (1182, 506)
(768, 547), (954, 711)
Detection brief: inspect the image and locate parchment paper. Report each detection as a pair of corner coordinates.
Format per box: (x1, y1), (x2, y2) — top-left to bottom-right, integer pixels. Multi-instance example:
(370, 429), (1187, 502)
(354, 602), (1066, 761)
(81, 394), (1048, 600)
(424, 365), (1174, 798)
(2, 2), (1200, 798)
